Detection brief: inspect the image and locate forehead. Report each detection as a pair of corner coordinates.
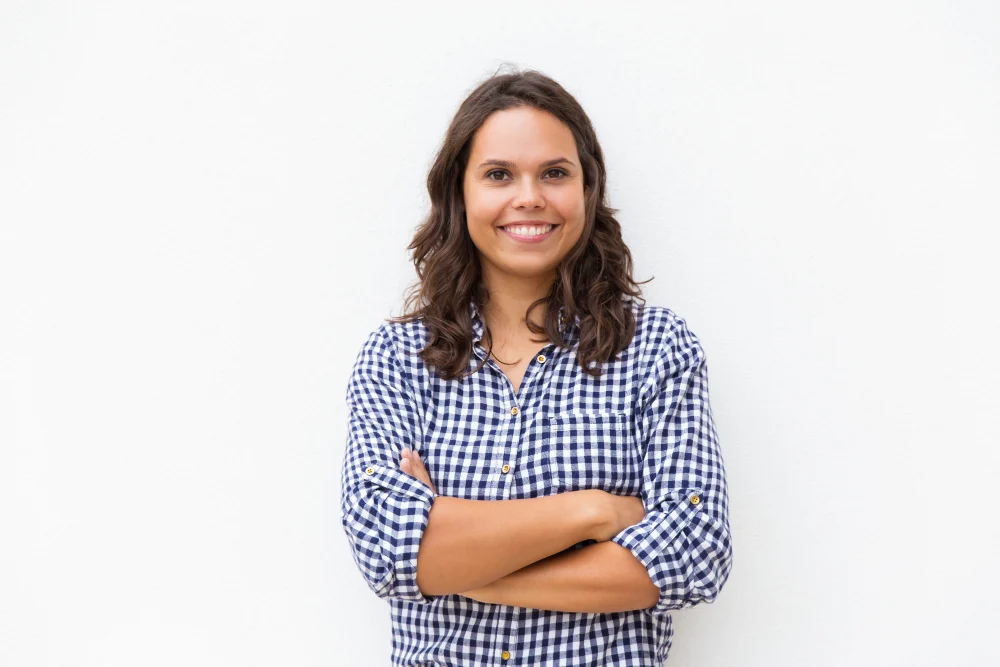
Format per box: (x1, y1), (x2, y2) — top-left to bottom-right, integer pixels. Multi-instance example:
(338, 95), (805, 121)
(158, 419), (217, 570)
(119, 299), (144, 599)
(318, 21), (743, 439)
(468, 106), (578, 162)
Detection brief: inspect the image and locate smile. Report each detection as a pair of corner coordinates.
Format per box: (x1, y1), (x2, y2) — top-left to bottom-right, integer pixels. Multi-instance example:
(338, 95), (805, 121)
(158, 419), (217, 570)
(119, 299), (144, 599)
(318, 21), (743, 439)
(498, 224), (558, 243)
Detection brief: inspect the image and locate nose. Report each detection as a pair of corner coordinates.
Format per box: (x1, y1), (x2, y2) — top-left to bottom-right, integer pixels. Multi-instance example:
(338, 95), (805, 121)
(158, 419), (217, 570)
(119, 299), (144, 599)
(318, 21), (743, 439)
(512, 177), (545, 209)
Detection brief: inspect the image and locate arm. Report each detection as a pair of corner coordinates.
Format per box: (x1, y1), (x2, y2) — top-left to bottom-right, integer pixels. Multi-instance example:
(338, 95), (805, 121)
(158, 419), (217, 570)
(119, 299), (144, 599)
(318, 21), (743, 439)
(416, 492), (604, 596)
(340, 325), (606, 603)
(607, 312), (734, 617)
(457, 540), (660, 613)
(400, 449), (647, 599)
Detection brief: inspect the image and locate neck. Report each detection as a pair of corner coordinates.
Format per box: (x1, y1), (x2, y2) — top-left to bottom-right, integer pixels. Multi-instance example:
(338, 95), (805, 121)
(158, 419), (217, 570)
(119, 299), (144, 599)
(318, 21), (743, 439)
(480, 271), (556, 340)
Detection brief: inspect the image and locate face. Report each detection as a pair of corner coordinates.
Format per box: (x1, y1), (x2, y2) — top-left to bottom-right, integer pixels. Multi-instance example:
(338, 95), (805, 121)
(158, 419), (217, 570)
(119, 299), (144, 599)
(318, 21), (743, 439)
(463, 106), (588, 285)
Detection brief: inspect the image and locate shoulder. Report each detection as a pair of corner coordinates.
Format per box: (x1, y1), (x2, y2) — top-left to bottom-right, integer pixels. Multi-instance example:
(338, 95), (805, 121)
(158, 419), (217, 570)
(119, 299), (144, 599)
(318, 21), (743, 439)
(632, 300), (685, 335)
(376, 317), (429, 360)
(353, 315), (428, 356)
(632, 300), (700, 346)
(345, 319), (425, 397)
(631, 300), (707, 373)
(349, 318), (429, 385)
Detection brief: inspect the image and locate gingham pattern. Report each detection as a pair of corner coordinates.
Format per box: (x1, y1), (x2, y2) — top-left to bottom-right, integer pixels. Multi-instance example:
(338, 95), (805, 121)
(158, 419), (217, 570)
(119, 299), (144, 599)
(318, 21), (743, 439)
(340, 298), (733, 666)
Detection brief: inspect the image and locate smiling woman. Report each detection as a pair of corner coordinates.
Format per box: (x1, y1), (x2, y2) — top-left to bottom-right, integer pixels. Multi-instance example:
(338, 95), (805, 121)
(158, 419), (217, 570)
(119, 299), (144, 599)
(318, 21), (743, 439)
(339, 66), (733, 667)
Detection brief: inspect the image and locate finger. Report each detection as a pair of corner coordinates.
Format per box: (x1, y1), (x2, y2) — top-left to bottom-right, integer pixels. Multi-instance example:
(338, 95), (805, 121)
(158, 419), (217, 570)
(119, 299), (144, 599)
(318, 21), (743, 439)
(407, 453), (433, 487)
(412, 453), (432, 479)
(413, 463), (430, 484)
(412, 452), (438, 496)
(406, 453), (428, 479)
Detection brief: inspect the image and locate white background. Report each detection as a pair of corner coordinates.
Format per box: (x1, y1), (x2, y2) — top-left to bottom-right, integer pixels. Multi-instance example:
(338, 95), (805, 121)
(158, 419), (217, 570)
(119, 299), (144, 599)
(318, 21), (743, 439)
(2, 1), (998, 665)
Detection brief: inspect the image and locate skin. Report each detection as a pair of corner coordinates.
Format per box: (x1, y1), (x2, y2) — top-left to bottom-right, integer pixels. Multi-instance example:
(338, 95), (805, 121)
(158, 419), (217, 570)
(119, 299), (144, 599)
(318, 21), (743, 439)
(399, 107), (658, 611)
(462, 105), (588, 345)
(400, 448), (657, 611)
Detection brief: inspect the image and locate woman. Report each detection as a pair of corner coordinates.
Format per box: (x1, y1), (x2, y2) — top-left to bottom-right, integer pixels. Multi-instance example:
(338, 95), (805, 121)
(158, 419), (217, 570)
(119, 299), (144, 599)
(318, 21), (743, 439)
(340, 67), (733, 666)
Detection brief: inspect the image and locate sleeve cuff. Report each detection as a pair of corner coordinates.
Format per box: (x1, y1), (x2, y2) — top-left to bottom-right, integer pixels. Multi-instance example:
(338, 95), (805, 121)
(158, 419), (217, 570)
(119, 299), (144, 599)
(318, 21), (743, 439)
(352, 463), (441, 604)
(609, 487), (705, 614)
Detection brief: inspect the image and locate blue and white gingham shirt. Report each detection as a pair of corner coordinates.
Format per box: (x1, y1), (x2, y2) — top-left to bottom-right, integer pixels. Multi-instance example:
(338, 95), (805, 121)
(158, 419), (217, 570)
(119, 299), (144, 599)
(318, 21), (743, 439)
(340, 298), (733, 666)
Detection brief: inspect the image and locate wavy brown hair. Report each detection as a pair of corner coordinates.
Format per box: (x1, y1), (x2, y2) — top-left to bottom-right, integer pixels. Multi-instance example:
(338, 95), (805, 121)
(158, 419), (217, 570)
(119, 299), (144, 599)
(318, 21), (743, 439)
(388, 65), (652, 380)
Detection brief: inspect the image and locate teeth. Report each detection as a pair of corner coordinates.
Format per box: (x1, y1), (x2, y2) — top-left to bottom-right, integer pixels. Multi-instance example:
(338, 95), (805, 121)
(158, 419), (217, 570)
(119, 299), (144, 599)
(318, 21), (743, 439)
(503, 224), (553, 236)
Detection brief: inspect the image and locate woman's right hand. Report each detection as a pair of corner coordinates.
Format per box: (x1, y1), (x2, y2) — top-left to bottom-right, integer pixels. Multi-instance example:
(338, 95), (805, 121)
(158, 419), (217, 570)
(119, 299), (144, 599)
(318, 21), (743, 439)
(586, 490), (647, 542)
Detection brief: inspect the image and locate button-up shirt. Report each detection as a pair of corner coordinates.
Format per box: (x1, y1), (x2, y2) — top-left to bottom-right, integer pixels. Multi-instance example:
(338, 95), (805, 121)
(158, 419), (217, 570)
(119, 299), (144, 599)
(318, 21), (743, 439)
(340, 298), (733, 665)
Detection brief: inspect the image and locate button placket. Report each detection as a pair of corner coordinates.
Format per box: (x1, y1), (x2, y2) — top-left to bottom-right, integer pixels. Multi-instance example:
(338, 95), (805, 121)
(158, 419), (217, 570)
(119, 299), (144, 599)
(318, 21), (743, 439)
(473, 327), (544, 664)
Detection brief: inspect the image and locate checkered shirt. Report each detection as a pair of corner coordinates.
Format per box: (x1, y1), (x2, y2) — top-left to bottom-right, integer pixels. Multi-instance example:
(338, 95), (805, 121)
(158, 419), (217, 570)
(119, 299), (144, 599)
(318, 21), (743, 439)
(340, 298), (733, 665)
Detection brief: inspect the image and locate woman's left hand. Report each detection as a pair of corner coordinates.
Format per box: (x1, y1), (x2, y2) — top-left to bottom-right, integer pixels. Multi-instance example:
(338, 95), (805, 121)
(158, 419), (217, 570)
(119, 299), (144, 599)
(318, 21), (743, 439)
(399, 447), (438, 497)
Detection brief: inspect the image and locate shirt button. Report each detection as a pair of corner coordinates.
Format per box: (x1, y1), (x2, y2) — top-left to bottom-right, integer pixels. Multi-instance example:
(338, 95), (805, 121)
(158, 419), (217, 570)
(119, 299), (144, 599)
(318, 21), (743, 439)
(690, 494), (701, 505)
(364, 467), (375, 475)
(501, 650), (511, 660)
(536, 354), (546, 363)
(501, 464), (510, 474)
(510, 406), (518, 416)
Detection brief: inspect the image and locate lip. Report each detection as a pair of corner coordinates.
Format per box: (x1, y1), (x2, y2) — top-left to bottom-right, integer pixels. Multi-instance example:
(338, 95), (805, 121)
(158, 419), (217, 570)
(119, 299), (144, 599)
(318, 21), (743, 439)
(497, 221), (559, 244)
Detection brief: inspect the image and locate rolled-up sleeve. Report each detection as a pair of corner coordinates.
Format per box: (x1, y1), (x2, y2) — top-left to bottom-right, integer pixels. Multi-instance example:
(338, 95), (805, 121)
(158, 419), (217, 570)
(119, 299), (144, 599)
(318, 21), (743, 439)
(610, 314), (733, 617)
(339, 324), (439, 604)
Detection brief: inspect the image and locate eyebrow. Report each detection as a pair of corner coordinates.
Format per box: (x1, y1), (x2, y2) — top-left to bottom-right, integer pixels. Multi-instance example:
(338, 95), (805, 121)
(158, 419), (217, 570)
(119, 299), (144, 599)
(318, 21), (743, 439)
(477, 157), (576, 169)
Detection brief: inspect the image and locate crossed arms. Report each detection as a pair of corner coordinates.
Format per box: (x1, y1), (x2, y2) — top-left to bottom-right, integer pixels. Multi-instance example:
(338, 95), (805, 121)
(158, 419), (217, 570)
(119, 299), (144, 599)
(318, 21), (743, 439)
(408, 484), (659, 613)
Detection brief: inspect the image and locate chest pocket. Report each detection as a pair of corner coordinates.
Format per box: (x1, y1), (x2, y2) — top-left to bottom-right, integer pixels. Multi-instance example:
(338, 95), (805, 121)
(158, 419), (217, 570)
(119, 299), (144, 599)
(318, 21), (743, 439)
(540, 411), (641, 496)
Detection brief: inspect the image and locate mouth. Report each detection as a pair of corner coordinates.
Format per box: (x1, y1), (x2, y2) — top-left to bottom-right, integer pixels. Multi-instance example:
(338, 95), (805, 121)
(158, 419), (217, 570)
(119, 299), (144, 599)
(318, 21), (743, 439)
(497, 223), (559, 243)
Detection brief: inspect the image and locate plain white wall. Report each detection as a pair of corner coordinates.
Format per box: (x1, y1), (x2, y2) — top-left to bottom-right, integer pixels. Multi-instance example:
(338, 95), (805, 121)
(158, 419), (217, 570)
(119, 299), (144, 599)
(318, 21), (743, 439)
(2, 1), (998, 665)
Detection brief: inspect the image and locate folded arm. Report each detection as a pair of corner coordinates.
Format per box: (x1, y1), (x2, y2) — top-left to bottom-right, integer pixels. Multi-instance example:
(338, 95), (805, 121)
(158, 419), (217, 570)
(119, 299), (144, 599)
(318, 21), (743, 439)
(458, 540), (660, 613)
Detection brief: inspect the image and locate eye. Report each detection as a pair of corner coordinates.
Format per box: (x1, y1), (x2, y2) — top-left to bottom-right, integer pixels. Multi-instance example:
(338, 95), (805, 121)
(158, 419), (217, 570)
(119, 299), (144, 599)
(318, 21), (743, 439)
(483, 168), (569, 182)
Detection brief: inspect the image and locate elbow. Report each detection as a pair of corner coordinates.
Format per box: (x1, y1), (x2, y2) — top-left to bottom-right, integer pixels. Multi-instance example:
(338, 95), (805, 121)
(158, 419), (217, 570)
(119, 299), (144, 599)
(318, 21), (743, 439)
(611, 501), (734, 617)
(343, 526), (440, 605)
(414, 552), (447, 597)
(340, 494), (440, 605)
(686, 548), (733, 607)
(640, 577), (661, 610)
(414, 570), (456, 599)
(645, 526), (734, 617)
(413, 538), (477, 597)
(371, 567), (437, 603)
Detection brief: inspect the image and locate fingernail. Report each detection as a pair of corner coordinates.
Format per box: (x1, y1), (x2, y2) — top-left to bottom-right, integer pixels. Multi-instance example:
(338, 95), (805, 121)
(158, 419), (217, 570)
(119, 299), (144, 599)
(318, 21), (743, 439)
(401, 448), (410, 456)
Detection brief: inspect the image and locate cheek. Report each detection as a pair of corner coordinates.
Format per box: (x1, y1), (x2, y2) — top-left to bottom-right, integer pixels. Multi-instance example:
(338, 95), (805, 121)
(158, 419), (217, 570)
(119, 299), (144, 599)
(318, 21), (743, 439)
(555, 189), (586, 221)
(464, 199), (499, 245)
(466, 196), (507, 231)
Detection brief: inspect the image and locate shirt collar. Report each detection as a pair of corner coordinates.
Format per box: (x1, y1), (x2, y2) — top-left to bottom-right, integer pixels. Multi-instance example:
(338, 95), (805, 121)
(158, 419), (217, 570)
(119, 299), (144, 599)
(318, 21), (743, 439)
(468, 298), (579, 345)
